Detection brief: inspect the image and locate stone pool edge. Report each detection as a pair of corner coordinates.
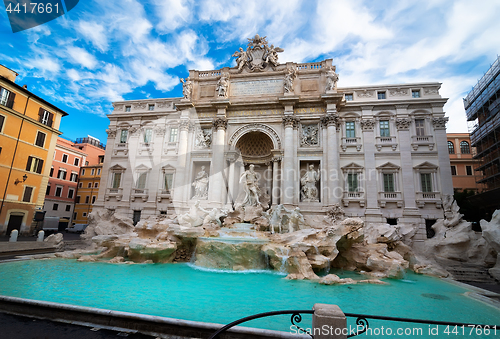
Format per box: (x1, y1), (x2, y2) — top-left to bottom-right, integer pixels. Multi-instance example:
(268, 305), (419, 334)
(442, 278), (500, 309)
(0, 295), (310, 339)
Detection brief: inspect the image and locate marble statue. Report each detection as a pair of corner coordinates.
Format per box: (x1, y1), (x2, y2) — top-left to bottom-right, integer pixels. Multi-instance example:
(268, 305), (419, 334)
(265, 44), (284, 67)
(195, 128), (211, 148)
(287, 207), (306, 233)
(284, 68), (297, 94)
(239, 164), (261, 207)
(180, 77), (193, 100)
(442, 194), (463, 227)
(232, 47), (249, 72)
(192, 166), (209, 199)
(300, 164), (320, 202)
(268, 204), (287, 234)
(216, 73), (229, 98)
(325, 67), (339, 92)
(178, 201), (209, 227)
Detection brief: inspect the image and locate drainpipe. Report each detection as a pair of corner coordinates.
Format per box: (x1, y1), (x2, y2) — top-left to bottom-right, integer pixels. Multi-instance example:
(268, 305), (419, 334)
(0, 94), (31, 231)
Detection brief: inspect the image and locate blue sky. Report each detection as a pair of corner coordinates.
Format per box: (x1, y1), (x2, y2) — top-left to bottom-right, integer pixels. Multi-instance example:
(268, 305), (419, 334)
(1, 0), (499, 144)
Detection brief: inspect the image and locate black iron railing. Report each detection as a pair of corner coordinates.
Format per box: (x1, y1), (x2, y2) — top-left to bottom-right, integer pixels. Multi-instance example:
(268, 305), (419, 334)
(209, 310), (500, 339)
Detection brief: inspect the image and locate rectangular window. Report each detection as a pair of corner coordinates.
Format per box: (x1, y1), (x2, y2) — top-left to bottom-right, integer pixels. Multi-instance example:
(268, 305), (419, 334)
(91, 168), (95, 175)
(412, 90), (421, 98)
(137, 172), (147, 189)
(65, 205), (71, 212)
(82, 212), (87, 217)
(165, 173), (173, 192)
(57, 169), (67, 180)
(144, 128), (152, 143)
(420, 173), (432, 192)
(26, 156), (44, 174)
(85, 196), (90, 204)
(377, 91), (386, 99)
(22, 186), (33, 202)
(35, 131), (46, 147)
(345, 94), (353, 101)
(347, 173), (358, 192)
(88, 182), (92, 188)
(38, 108), (53, 127)
(112, 173), (121, 188)
(92, 196), (96, 204)
(74, 158), (79, 166)
(451, 166), (457, 176)
(120, 130), (128, 143)
(380, 120), (390, 137)
(148, 104), (155, 111)
(125, 106), (131, 112)
(466, 166), (473, 176)
(78, 182), (82, 188)
(0, 87), (15, 108)
(68, 188), (74, 199)
(345, 122), (356, 138)
(75, 196), (80, 203)
(383, 173), (395, 192)
(55, 186), (63, 197)
(70, 173), (78, 182)
(0, 115), (4, 132)
(97, 168), (101, 175)
(50, 167), (54, 177)
(81, 169), (85, 175)
(73, 212), (77, 219)
(62, 154), (68, 163)
(415, 119), (425, 136)
(53, 203), (58, 210)
(94, 182), (99, 188)
(45, 185), (51, 196)
(169, 128), (178, 143)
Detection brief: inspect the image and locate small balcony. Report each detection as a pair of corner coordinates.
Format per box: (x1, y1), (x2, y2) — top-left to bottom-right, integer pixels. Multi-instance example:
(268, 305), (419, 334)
(113, 142), (129, 156)
(131, 188), (149, 202)
(341, 137), (362, 152)
(378, 191), (403, 208)
(375, 136), (397, 151)
(105, 188), (123, 201)
(415, 191), (442, 208)
(411, 135), (434, 151)
(157, 189), (172, 202)
(342, 191), (365, 207)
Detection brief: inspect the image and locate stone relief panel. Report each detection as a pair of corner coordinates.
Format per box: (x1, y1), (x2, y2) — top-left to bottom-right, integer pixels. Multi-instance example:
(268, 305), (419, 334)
(195, 128), (212, 148)
(432, 117), (448, 129)
(300, 124), (319, 147)
(395, 118), (411, 130)
(389, 88), (408, 96)
(361, 119), (375, 130)
(356, 90), (374, 98)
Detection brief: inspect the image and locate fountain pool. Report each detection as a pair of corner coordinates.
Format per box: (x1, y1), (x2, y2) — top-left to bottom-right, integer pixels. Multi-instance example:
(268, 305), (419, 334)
(0, 259), (499, 338)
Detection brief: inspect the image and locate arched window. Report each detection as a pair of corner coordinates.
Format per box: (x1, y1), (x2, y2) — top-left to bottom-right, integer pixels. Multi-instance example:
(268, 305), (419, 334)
(460, 141), (470, 154)
(448, 141), (455, 154)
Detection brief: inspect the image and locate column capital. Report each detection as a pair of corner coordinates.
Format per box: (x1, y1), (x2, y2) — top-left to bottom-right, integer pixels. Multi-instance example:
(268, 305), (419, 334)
(282, 116), (299, 128)
(395, 118), (411, 130)
(179, 120), (191, 131)
(213, 117), (228, 130)
(360, 118), (375, 131)
(320, 114), (339, 128)
(432, 117), (448, 130)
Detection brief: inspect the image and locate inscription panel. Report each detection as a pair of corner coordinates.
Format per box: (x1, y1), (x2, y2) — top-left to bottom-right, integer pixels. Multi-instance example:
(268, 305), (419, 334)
(228, 109), (284, 117)
(231, 79), (283, 97)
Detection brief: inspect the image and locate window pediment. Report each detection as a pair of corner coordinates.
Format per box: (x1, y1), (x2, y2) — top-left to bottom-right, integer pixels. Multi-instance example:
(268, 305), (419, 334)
(377, 162), (400, 170)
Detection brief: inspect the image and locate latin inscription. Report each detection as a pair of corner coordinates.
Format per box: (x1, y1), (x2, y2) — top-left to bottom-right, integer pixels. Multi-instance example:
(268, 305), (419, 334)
(231, 79), (283, 96)
(228, 109), (284, 117)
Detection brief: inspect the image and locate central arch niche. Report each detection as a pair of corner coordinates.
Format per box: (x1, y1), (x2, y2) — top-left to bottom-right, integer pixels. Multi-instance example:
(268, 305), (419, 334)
(236, 131), (273, 164)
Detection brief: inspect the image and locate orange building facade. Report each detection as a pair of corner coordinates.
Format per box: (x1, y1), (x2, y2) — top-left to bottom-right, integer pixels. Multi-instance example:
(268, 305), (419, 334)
(447, 133), (483, 192)
(0, 65), (67, 235)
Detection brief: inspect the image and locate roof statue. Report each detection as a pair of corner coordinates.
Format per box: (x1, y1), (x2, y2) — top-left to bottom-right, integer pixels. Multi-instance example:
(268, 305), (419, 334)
(232, 34), (284, 72)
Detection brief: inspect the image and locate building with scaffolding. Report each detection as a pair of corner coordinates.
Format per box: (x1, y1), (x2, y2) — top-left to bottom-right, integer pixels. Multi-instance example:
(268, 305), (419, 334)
(464, 55), (500, 214)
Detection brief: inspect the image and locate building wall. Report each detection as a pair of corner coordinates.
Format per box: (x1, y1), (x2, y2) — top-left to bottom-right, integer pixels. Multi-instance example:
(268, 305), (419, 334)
(0, 66), (67, 235)
(447, 133), (483, 192)
(95, 56), (452, 246)
(73, 164), (102, 225)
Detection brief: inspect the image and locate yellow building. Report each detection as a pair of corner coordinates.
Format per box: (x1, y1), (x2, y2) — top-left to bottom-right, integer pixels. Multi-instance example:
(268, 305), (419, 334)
(73, 154), (104, 225)
(0, 64), (68, 235)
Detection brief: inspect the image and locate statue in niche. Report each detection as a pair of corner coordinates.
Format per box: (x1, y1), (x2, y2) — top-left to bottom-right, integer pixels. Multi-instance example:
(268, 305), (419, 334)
(284, 68), (297, 94)
(192, 166), (209, 199)
(195, 128), (211, 148)
(325, 67), (339, 92)
(300, 164), (320, 202)
(301, 125), (319, 146)
(178, 201), (209, 227)
(232, 47), (249, 72)
(239, 164), (261, 207)
(180, 77), (193, 100)
(216, 73), (230, 98)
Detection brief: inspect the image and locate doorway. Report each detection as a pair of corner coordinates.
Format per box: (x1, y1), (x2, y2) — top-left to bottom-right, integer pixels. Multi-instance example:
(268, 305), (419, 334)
(133, 210), (141, 226)
(6, 214), (24, 236)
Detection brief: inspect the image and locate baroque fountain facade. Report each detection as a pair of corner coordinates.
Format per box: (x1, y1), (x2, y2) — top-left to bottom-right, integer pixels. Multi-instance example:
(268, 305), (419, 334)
(71, 35), (500, 283)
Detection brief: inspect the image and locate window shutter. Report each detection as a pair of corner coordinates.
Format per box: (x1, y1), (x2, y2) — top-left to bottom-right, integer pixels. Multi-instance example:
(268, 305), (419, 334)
(38, 107), (44, 119)
(47, 112), (53, 127)
(22, 187), (33, 202)
(26, 156), (33, 171)
(6, 92), (15, 109)
(63, 171), (67, 180)
(36, 159), (44, 174)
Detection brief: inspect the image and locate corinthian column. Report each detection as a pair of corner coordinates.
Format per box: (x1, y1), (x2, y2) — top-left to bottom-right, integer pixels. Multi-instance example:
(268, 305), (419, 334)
(321, 112), (340, 205)
(209, 117), (228, 206)
(282, 116), (298, 205)
(173, 119), (191, 208)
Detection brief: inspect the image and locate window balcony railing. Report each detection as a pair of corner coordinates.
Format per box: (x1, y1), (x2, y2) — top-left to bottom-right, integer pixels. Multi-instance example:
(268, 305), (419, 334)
(416, 191), (442, 208)
(105, 188), (123, 201)
(411, 135), (434, 151)
(375, 136), (397, 151)
(157, 189), (172, 202)
(378, 191), (403, 208)
(341, 137), (362, 152)
(131, 188), (148, 202)
(342, 191), (365, 207)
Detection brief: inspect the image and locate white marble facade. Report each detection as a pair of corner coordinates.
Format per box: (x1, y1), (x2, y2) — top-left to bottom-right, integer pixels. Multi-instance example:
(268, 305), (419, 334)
(95, 36), (453, 243)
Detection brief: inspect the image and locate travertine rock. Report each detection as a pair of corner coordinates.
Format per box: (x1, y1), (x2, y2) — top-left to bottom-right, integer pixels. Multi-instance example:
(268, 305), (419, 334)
(481, 210), (500, 280)
(195, 240), (267, 270)
(82, 208), (134, 240)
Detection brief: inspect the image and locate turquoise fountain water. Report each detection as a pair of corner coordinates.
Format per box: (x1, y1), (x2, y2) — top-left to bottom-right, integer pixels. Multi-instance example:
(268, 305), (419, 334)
(0, 259), (499, 338)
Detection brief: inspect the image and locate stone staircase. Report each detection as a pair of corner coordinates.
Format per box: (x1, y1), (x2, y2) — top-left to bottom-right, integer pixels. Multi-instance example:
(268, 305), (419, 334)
(447, 265), (498, 284)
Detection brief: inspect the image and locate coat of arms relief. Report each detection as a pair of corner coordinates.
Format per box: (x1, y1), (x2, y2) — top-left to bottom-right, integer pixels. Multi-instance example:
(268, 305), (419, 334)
(232, 34), (284, 72)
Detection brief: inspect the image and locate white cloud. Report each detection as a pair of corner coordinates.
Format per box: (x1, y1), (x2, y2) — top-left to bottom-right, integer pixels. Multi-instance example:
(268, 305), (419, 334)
(67, 46), (98, 69)
(153, 0), (191, 32)
(29, 57), (60, 74)
(77, 21), (108, 52)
